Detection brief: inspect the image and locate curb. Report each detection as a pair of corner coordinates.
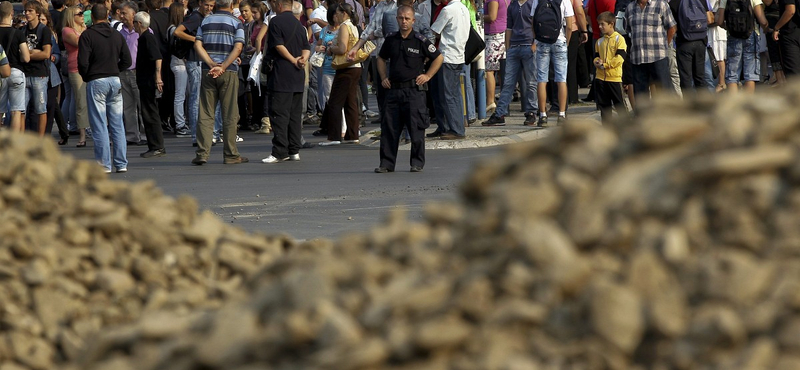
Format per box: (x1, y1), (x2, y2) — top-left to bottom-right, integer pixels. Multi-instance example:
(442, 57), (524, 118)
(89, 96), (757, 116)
(359, 110), (601, 150)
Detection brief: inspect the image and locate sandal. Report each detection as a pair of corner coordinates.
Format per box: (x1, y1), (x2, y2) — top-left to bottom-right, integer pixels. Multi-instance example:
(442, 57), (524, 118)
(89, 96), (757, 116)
(76, 141), (86, 147)
(58, 138), (68, 146)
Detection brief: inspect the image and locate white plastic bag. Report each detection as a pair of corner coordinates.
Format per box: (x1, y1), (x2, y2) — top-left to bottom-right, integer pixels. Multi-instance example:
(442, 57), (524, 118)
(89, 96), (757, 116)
(249, 52), (262, 85)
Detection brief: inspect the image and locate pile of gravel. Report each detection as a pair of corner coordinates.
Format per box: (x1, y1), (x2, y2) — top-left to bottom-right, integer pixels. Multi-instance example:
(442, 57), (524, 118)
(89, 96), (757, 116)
(0, 133), (293, 370)
(10, 85), (800, 370)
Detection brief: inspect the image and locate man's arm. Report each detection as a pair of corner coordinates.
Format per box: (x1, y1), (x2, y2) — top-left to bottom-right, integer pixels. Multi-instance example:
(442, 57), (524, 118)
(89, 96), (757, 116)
(565, 16), (574, 44)
(118, 38), (132, 71)
(418, 53), (443, 85)
(716, 6), (726, 26)
(754, 4), (770, 30)
(174, 24), (195, 42)
(78, 35), (90, 77)
(772, 4), (792, 38)
(572, 1), (588, 43)
(377, 56), (390, 88)
(30, 44), (51, 61)
(18, 42), (30, 63)
(667, 25), (676, 43)
(194, 40), (216, 68)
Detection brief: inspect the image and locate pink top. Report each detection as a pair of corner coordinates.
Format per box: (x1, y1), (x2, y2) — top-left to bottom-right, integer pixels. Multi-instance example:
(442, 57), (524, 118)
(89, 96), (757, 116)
(62, 27), (80, 73)
(484, 0), (508, 35)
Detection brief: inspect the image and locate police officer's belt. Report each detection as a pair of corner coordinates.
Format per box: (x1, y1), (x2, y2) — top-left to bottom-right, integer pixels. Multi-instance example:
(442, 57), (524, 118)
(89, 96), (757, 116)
(390, 80), (418, 89)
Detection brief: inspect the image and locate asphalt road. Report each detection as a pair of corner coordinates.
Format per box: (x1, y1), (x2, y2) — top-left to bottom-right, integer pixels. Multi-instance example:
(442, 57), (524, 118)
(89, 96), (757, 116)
(58, 130), (500, 240)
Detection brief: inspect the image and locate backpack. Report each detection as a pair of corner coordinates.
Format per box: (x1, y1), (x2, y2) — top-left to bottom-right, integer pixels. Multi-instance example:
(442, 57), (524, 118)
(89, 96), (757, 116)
(533, 0), (563, 44)
(678, 0), (708, 41)
(168, 24), (194, 59)
(614, 0), (632, 35)
(725, 0), (754, 39)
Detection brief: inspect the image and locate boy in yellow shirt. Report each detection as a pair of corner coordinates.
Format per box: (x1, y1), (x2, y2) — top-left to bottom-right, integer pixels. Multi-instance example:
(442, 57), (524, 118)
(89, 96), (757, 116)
(593, 11), (627, 123)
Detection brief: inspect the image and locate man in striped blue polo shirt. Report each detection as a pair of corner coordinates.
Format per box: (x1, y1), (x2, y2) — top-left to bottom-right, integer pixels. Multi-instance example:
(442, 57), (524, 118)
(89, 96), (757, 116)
(191, 0), (248, 165)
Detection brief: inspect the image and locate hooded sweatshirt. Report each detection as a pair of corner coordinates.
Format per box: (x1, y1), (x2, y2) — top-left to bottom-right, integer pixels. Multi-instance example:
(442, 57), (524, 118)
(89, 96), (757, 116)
(78, 22), (132, 82)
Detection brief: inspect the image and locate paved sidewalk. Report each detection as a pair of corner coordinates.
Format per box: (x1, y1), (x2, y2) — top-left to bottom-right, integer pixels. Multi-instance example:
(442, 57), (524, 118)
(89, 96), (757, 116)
(358, 88), (601, 150)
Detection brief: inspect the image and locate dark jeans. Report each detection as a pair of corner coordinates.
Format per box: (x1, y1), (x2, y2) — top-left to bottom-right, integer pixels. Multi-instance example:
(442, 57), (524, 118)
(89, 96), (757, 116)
(380, 87), (427, 170)
(632, 57), (672, 101)
(269, 91), (303, 158)
(677, 40), (707, 92)
(46, 84), (68, 140)
(780, 28), (800, 76)
(138, 78), (165, 151)
(431, 63), (465, 136)
(159, 64), (175, 128)
(567, 30), (581, 103)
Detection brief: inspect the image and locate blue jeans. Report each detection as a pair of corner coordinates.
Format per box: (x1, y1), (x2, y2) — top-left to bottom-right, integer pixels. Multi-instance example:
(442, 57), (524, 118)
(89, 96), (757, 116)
(25, 76), (48, 115)
(463, 64), (476, 120)
(62, 72), (75, 130)
(704, 53), (717, 92)
(496, 45), (537, 116)
(726, 32), (760, 84)
(171, 56), (188, 131)
(432, 63), (465, 136)
(534, 40), (568, 83)
(86, 77), (127, 171)
(186, 61), (222, 141)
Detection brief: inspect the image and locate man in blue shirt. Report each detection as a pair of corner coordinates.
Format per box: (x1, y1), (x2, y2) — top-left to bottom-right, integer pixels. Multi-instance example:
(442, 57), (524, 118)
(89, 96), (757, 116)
(192, 0), (247, 165)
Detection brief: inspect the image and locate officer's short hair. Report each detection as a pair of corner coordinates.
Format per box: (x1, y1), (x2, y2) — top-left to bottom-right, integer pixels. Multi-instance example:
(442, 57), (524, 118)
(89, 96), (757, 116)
(396, 5), (414, 18)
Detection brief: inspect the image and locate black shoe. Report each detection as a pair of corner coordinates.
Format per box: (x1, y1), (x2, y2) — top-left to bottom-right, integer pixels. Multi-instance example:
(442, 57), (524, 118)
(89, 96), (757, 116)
(441, 133), (466, 140)
(302, 142), (316, 148)
(538, 115), (548, 128)
(557, 116), (566, 126)
(374, 167), (394, 173)
(524, 113), (537, 126)
(482, 115), (505, 126)
(303, 115), (320, 126)
(426, 131), (442, 138)
(312, 129), (327, 137)
(512, 91), (520, 102)
(192, 142), (198, 147)
(140, 149), (166, 158)
(410, 166), (423, 172)
(191, 157), (207, 165)
(467, 118), (476, 126)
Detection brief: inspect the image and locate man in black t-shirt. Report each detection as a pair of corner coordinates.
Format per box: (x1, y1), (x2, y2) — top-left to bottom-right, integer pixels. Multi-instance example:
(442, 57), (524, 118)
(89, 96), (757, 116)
(261, 0), (309, 163)
(771, 0), (800, 75)
(0, 1), (30, 133)
(22, 0), (52, 137)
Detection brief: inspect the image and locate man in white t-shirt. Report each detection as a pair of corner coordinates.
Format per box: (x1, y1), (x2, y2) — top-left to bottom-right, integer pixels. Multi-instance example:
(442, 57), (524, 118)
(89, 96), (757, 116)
(428, 0), (469, 140)
(530, 0), (573, 126)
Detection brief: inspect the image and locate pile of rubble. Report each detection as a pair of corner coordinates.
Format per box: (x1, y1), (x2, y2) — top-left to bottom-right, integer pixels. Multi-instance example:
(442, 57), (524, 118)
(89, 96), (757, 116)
(9, 83), (800, 370)
(0, 133), (292, 370)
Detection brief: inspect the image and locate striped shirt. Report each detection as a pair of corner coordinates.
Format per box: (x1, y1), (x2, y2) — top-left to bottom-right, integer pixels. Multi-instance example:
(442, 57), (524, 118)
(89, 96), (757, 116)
(624, 0), (676, 64)
(196, 10), (245, 72)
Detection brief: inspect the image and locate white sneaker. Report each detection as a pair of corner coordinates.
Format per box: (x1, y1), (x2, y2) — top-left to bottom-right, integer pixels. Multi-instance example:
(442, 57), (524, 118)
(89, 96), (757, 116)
(364, 109), (379, 118)
(288, 153), (300, 161)
(318, 140), (341, 146)
(236, 135), (244, 142)
(342, 139), (360, 144)
(116, 167), (128, 173)
(262, 155), (287, 163)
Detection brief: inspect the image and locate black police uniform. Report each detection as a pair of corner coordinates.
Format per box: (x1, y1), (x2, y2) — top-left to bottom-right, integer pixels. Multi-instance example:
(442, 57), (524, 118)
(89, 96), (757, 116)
(377, 30), (441, 171)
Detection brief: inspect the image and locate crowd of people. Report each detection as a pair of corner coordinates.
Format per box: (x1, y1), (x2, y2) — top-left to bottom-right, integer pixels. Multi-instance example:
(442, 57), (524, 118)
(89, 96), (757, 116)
(0, 0), (795, 171)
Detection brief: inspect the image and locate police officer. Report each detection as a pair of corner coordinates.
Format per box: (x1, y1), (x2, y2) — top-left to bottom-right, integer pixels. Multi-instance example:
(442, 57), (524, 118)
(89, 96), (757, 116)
(374, 5), (443, 173)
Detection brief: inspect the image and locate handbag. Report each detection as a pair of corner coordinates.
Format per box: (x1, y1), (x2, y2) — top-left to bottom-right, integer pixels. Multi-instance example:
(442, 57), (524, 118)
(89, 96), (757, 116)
(332, 22), (361, 69)
(352, 40), (376, 63)
(309, 50), (325, 67)
(464, 26), (485, 63)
